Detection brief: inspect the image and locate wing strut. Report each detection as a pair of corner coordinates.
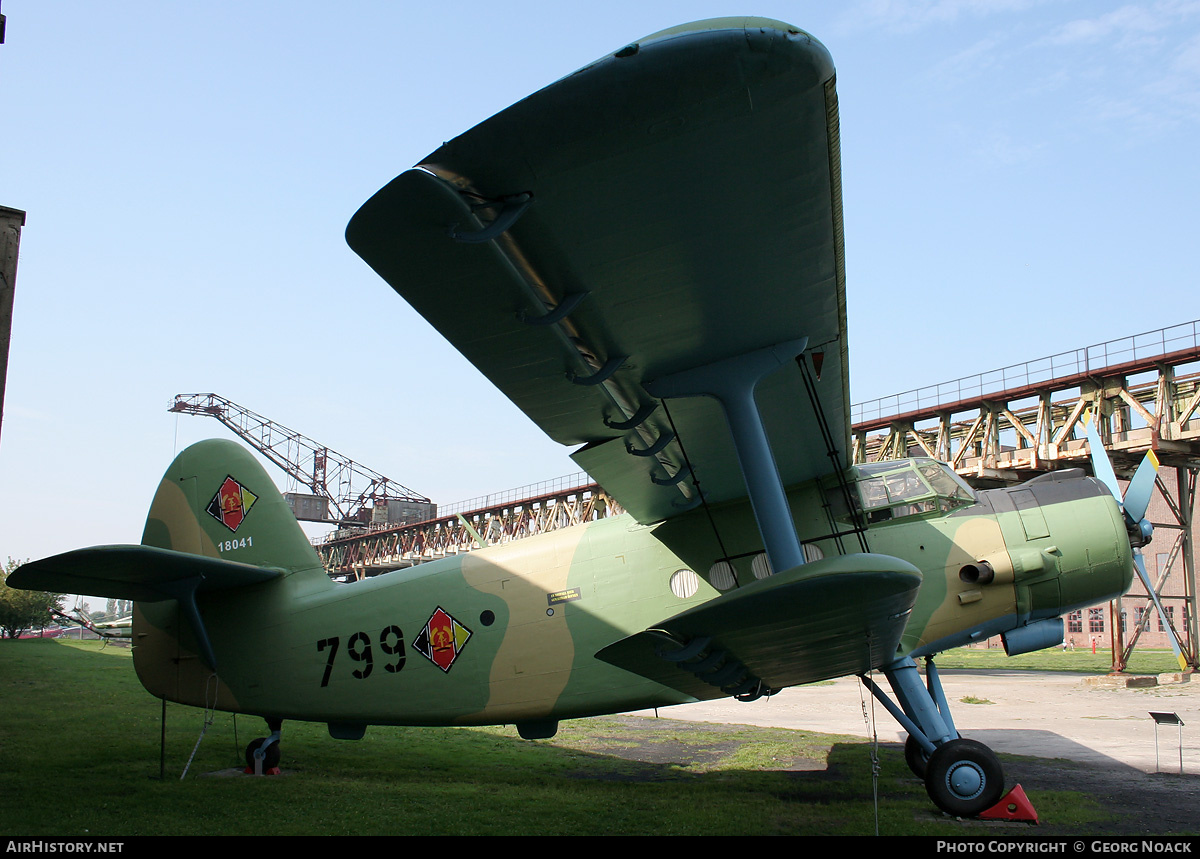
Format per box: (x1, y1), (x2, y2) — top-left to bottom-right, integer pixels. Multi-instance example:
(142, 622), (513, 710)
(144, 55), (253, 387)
(797, 355), (869, 554)
(646, 338), (809, 573)
(658, 397), (733, 573)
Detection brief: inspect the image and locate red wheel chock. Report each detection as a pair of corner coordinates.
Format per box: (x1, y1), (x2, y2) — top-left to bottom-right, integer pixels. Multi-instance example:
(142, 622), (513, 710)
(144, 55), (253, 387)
(980, 784), (1038, 823)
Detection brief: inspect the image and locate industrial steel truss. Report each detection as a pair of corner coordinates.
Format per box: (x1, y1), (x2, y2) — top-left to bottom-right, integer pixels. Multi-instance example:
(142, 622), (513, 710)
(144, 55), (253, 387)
(854, 319), (1200, 671)
(169, 393), (431, 525)
(319, 475), (620, 581)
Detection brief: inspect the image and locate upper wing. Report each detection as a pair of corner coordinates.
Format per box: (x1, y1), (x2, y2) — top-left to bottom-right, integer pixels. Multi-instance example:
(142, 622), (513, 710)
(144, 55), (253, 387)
(346, 18), (849, 523)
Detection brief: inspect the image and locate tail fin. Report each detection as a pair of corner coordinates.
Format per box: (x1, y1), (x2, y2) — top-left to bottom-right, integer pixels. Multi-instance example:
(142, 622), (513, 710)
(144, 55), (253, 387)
(8, 439), (322, 669)
(140, 438), (321, 573)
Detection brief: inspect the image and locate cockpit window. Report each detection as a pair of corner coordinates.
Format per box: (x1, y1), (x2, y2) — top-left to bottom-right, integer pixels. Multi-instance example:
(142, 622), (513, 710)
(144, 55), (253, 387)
(916, 460), (976, 502)
(827, 458), (975, 524)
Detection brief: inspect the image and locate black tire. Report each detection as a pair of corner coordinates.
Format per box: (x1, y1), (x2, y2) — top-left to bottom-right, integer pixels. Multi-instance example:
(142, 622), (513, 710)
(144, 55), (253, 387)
(245, 737), (281, 772)
(904, 734), (931, 778)
(924, 738), (1004, 817)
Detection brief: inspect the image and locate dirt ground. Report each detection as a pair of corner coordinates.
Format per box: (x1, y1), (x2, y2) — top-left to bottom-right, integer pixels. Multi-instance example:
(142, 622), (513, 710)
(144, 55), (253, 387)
(999, 754), (1200, 835)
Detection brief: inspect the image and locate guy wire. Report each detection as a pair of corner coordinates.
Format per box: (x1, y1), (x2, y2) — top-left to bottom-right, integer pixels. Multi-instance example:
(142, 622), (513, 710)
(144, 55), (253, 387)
(658, 398), (733, 577)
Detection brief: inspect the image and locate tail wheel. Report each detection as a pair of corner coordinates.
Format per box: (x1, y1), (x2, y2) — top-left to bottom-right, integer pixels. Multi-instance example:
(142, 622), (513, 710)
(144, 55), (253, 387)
(924, 738), (1003, 817)
(245, 737), (281, 772)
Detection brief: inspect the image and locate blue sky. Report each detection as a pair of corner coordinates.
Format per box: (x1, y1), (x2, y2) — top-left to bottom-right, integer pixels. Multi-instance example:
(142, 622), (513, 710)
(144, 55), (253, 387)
(2, 1), (1198, 567)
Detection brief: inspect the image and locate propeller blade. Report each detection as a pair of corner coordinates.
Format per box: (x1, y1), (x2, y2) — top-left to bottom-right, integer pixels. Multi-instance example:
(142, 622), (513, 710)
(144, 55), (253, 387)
(1132, 551), (1188, 672)
(1123, 449), (1160, 525)
(1084, 412), (1179, 667)
(1083, 409), (1121, 500)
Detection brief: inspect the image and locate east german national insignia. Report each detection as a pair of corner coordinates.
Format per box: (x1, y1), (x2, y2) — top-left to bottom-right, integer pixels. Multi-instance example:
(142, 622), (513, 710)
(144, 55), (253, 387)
(206, 475), (258, 532)
(413, 607), (472, 673)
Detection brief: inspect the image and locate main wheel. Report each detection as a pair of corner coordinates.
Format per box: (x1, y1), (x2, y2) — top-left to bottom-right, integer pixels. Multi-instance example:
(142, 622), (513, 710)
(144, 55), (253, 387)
(924, 738), (1003, 817)
(904, 734), (931, 778)
(245, 737), (281, 772)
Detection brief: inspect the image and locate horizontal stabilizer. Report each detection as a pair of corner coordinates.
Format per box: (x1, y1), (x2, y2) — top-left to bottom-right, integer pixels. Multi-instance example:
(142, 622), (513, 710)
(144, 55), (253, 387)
(596, 553), (921, 698)
(8, 544), (282, 602)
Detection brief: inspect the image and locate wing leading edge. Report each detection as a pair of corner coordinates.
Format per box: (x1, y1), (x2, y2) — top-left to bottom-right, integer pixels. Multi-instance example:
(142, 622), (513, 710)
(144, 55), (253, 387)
(347, 18), (849, 523)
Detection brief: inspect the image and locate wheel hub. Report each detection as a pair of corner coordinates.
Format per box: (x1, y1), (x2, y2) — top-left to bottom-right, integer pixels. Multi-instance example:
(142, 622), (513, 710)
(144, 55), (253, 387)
(946, 760), (985, 799)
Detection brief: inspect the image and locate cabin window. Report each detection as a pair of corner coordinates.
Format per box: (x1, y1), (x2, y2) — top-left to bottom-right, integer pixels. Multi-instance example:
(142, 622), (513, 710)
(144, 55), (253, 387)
(670, 569), (699, 599)
(708, 561), (736, 591)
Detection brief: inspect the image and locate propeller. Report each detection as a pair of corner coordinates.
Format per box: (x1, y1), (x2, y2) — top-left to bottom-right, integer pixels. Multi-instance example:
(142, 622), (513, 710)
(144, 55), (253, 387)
(1082, 410), (1187, 671)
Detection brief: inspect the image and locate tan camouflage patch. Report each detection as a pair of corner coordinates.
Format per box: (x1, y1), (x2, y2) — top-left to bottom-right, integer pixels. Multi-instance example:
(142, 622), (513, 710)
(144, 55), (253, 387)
(458, 527), (588, 721)
(919, 517), (1017, 648)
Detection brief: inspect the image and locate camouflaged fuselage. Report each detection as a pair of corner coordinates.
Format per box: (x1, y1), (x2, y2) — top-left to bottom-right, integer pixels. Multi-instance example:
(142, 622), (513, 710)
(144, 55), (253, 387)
(131, 441), (1132, 728)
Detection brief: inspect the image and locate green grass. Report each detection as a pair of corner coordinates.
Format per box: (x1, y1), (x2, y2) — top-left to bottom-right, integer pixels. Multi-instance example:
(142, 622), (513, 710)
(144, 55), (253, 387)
(0, 640), (1111, 836)
(932, 646), (1183, 674)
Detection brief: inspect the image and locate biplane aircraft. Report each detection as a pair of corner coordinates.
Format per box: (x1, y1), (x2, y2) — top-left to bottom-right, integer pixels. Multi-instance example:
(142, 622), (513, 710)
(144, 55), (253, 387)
(12, 18), (1152, 816)
(52, 607), (134, 642)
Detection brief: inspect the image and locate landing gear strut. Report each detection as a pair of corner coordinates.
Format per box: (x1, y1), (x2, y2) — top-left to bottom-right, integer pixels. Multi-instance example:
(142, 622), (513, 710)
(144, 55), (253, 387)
(862, 656), (1006, 817)
(244, 717), (283, 775)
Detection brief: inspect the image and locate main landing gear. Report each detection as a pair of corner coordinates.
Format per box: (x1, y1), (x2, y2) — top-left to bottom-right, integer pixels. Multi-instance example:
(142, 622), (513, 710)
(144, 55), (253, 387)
(862, 656), (1004, 817)
(244, 717), (283, 775)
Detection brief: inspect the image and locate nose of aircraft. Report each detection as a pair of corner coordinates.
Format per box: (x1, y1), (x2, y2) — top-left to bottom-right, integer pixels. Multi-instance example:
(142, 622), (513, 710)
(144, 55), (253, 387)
(985, 470), (1133, 624)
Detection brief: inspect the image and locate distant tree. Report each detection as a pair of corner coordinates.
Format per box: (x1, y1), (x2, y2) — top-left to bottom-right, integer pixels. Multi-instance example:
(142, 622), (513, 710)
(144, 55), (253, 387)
(0, 558), (64, 639)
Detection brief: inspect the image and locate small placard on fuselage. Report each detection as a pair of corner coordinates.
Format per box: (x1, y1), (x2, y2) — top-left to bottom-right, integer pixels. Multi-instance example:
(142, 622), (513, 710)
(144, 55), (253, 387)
(547, 588), (582, 606)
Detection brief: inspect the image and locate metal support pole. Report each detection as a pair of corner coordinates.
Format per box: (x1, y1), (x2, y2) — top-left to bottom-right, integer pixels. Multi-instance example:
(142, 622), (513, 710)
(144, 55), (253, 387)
(1111, 596), (1126, 673)
(0, 206), (26, 450)
(160, 698), (167, 780)
(1180, 466), (1198, 669)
